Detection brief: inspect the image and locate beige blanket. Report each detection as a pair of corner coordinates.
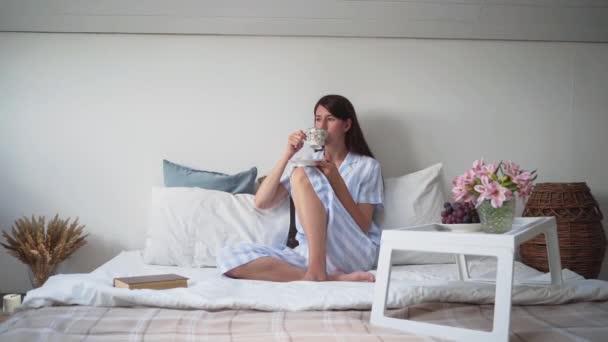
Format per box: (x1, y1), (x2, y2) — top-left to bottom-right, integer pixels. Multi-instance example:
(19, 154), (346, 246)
(2, 302), (607, 341)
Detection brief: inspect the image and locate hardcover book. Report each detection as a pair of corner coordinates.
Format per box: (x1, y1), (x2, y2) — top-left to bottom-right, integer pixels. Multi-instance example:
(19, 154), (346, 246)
(113, 274), (188, 290)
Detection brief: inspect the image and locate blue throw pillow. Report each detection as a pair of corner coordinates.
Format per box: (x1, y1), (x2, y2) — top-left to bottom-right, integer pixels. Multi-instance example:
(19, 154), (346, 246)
(163, 160), (257, 194)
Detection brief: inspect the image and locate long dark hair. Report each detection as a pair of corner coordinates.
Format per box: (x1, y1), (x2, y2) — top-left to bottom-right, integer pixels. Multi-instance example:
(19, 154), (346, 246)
(314, 95), (375, 159)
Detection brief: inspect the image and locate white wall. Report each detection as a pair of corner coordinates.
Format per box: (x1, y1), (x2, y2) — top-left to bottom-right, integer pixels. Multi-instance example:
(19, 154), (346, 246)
(1, 32), (607, 292)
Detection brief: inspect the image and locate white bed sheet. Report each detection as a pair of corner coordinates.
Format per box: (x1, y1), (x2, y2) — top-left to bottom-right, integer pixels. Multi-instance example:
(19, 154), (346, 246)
(20, 250), (608, 311)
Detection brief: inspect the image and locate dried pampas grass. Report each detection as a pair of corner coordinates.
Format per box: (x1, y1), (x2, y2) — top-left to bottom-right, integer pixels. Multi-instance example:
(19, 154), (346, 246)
(1, 215), (88, 288)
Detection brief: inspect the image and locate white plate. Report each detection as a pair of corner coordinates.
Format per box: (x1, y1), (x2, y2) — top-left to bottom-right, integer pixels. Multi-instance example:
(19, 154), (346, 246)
(290, 159), (321, 167)
(436, 223), (482, 233)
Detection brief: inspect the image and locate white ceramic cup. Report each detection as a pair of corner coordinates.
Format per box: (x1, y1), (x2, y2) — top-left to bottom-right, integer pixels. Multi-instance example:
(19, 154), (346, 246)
(304, 127), (328, 151)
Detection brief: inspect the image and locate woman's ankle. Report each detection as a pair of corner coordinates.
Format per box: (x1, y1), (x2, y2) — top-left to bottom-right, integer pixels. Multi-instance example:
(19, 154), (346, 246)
(302, 270), (328, 281)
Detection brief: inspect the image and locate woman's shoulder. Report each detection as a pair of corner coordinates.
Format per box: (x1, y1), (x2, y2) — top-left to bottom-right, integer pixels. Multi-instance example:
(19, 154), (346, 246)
(351, 152), (381, 170)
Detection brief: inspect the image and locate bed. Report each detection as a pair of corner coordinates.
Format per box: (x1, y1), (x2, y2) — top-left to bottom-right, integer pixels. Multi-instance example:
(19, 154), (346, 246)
(2, 166), (608, 341)
(1, 250), (608, 341)
(4, 302), (608, 341)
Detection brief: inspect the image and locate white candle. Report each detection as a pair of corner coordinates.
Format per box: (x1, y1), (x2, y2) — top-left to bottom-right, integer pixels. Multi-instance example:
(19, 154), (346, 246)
(3, 294), (21, 314)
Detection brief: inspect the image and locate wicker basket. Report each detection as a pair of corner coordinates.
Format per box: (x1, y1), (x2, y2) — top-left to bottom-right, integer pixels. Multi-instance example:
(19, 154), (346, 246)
(521, 183), (606, 279)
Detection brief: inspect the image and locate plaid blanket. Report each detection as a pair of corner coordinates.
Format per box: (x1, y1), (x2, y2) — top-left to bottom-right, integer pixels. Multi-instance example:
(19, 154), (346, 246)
(1, 302), (607, 341)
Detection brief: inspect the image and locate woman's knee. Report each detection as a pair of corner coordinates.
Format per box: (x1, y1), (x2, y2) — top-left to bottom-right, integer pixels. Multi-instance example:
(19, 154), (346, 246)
(290, 167), (310, 188)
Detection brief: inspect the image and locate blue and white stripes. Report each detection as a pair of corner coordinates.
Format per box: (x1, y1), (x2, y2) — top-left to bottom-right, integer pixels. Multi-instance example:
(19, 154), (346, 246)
(217, 151), (384, 275)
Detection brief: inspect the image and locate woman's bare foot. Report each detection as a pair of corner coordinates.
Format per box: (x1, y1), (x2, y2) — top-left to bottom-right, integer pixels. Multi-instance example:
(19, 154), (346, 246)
(328, 271), (375, 282)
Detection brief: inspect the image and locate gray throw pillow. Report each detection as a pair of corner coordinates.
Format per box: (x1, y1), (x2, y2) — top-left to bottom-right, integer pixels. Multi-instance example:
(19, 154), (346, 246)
(163, 159), (257, 194)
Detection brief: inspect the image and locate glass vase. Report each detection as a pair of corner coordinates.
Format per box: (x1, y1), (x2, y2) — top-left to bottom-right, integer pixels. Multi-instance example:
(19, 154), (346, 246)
(477, 199), (516, 234)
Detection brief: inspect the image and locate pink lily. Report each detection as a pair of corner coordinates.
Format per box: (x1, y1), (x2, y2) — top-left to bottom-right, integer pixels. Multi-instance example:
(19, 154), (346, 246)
(453, 184), (474, 203)
(474, 176), (513, 208)
(512, 171), (532, 188)
(503, 161), (521, 179)
(472, 159), (486, 177)
(484, 163), (497, 177)
(518, 181), (533, 199)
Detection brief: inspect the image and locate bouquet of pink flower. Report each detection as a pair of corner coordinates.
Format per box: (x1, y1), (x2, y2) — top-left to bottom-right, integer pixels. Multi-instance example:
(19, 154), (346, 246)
(452, 159), (537, 208)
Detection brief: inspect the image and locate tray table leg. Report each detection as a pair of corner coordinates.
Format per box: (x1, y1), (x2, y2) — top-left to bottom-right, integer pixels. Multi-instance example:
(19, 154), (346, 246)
(492, 248), (515, 342)
(372, 241), (514, 342)
(542, 219), (563, 286)
(456, 254), (470, 281)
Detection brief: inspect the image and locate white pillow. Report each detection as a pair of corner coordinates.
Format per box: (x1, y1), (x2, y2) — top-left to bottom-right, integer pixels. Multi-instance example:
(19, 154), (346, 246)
(143, 187), (290, 267)
(374, 163), (454, 264)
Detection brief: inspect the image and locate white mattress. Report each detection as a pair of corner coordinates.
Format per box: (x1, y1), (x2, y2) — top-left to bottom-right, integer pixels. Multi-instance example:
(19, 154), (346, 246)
(19, 250), (608, 311)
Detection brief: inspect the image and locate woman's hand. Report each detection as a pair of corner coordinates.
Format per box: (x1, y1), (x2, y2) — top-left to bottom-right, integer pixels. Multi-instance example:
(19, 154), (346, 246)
(315, 158), (339, 183)
(283, 130), (306, 160)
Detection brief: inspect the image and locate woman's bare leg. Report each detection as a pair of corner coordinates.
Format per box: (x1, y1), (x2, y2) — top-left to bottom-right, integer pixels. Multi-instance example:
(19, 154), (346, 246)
(226, 167), (374, 283)
(225, 257), (375, 282)
(291, 168), (375, 282)
(225, 257), (305, 282)
(290, 167), (330, 281)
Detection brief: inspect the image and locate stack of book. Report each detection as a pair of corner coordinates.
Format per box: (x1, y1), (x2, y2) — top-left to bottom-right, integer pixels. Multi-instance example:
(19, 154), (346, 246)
(113, 274), (188, 290)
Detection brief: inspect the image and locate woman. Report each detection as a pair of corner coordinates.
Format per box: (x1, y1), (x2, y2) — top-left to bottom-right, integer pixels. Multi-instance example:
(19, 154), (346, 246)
(217, 94), (383, 282)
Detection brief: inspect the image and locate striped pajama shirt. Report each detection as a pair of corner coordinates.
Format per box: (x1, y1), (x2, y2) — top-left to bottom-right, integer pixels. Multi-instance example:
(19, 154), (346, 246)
(217, 151), (384, 275)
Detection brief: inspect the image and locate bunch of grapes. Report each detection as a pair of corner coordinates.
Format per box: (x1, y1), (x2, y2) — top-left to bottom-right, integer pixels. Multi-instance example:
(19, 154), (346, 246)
(441, 201), (480, 224)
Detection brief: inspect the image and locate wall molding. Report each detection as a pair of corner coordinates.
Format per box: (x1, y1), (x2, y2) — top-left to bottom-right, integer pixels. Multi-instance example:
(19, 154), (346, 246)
(1, 0), (607, 41)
